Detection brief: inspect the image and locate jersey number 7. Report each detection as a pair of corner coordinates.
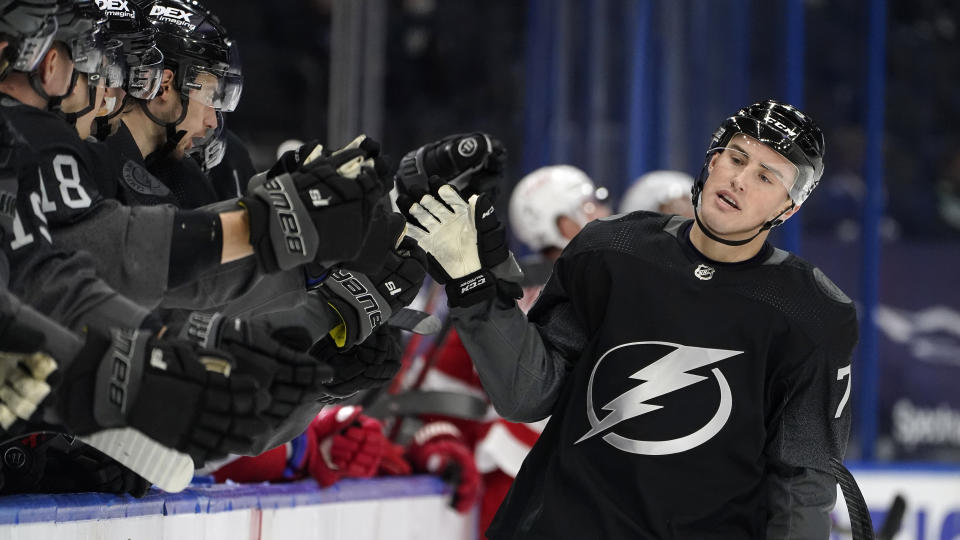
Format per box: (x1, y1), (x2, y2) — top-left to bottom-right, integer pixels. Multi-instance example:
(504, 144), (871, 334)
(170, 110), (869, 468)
(835, 365), (851, 419)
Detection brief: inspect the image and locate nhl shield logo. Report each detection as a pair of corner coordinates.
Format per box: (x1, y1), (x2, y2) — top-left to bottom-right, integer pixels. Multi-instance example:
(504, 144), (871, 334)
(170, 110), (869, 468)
(694, 264), (715, 281)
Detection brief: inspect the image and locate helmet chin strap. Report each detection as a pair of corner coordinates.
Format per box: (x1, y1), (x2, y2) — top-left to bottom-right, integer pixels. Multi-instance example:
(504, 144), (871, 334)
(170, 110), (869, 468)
(692, 196), (793, 247)
(64, 79), (99, 127)
(138, 92), (189, 167)
(94, 94), (133, 141)
(29, 69), (80, 113)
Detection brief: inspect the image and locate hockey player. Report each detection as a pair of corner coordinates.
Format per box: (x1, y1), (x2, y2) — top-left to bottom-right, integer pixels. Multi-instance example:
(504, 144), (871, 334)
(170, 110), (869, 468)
(508, 164), (610, 311)
(619, 169), (695, 217)
(0, 0), (392, 314)
(405, 100), (858, 538)
(395, 165), (612, 530)
(509, 165), (611, 260)
(188, 111), (256, 200)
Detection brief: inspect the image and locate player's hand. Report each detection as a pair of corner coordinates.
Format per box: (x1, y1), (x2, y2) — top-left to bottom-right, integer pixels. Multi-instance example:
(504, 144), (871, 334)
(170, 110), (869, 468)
(378, 442), (413, 476)
(312, 327), (402, 400)
(405, 185), (513, 307)
(313, 237), (427, 350)
(0, 433), (150, 496)
(305, 405), (387, 487)
(180, 313), (334, 428)
(57, 328), (273, 465)
(406, 422), (480, 513)
(239, 135), (391, 273)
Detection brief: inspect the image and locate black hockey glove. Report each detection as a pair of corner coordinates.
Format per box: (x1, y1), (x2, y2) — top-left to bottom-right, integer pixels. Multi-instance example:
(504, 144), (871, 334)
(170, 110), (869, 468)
(180, 313), (335, 427)
(313, 236), (427, 350)
(240, 136), (392, 273)
(57, 329), (272, 465)
(268, 139), (324, 177)
(311, 327), (402, 401)
(405, 185), (521, 308)
(0, 432), (150, 496)
(394, 132), (506, 215)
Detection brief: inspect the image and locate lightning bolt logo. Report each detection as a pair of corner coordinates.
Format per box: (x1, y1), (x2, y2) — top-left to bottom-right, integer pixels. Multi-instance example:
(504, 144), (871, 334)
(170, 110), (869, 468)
(577, 341), (743, 456)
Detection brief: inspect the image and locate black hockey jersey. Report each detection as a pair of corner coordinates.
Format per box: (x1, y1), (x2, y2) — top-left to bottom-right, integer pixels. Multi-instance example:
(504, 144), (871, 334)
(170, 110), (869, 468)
(206, 128), (256, 201)
(0, 106), (150, 332)
(464, 212), (858, 539)
(99, 122), (181, 207)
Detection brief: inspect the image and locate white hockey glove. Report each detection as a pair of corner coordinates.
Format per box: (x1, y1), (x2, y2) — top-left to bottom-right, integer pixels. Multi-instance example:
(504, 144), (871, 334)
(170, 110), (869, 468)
(405, 185), (519, 307)
(0, 352), (56, 430)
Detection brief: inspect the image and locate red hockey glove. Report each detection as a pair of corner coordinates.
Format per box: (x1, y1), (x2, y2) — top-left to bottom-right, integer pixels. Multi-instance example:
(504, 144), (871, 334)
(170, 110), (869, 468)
(306, 405), (387, 487)
(406, 422), (480, 513)
(377, 442), (412, 476)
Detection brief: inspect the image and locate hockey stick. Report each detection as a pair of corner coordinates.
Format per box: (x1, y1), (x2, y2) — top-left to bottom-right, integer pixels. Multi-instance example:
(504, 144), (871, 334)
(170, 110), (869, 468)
(387, 308), (441, 335)
(78, 428), (194, 492)
(876, 494), (906, 540)
(0, 352), (195, 493)
(831, 457), (875, 540)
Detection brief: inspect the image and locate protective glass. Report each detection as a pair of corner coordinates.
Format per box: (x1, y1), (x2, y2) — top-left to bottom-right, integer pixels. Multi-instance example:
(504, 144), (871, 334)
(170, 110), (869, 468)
(182, 64), (242, 112)
(126, 46), (163, 99)
(67, 33), (105, 75)
(188, 111), (226, 171)
(100, 40), (124, 88)
(706, 144), (799, 200)
(13, 16), (58, 72)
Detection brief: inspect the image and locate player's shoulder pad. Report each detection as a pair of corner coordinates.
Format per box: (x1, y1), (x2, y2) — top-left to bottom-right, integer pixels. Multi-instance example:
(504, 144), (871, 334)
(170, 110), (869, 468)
(811, 266), (852, 304)
(561, 211), (671, 259)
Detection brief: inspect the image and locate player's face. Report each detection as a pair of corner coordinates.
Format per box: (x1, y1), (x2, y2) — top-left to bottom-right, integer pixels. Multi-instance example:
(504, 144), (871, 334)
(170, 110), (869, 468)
(40, 42), (76, 98)
(62, 73), (106, 139)
(699, 134), (798, 238)
(176, 72), (218, 157)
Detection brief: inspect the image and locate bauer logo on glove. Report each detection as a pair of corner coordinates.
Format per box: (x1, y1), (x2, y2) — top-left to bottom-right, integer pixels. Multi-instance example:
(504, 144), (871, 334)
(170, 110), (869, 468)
(261, 176), (309, 256)
(328, 269), (384, 329)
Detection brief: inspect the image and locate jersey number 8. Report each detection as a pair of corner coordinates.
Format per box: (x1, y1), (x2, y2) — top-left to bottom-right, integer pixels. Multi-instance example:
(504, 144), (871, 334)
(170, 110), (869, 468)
(50, 155), (92, 209)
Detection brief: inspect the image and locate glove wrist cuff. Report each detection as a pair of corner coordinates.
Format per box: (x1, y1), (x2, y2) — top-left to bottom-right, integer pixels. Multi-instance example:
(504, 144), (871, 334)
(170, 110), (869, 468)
(445, 269), (496, 308)
(412, 421), (463, 447)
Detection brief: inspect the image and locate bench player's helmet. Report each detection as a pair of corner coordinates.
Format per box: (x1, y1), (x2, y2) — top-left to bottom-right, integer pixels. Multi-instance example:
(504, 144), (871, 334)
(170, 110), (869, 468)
(142, 0), (240, 156)
(0, 0), (61, 80)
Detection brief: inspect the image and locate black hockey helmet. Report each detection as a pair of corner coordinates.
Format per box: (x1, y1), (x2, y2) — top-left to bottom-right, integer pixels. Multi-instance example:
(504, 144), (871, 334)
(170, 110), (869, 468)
(53, 0), (105, 75)
(139, 0), (239, 162)
(693, 99), (825, 209)
(98, 0), (163, 99)
(691, 100), (825, 246)
(147, 0), (240, 112)
(0, 0), (61, 79)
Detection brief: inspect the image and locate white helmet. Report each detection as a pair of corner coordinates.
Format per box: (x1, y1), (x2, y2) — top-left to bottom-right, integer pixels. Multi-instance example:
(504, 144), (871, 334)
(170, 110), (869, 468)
(509, 165), (596, 251)
(619, 170), (694, 214)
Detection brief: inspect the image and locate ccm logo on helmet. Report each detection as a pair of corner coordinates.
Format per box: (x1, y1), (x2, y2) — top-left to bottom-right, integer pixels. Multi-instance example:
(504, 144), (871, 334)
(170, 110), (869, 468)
(263, 177), (307, 256)
(330, 270), (383, 327)
(150, 5), (192, 23)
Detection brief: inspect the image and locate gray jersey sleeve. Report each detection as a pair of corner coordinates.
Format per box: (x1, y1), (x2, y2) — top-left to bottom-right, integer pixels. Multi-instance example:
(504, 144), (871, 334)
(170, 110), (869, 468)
(0, 289), (83, 361)
(6, 196), (151, 333)
(49, 198), (303, 316)
(765, 467), (837, 539)
(450, 253), (586, 423)
(765, 310), (858, 536)
(48, 200), (176, 309)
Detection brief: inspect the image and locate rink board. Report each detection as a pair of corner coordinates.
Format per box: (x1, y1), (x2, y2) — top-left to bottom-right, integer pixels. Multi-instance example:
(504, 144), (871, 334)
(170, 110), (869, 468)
(831, 464), (960, 540)
(0, 475), (476, 540)
(0, 465), (951, 539)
